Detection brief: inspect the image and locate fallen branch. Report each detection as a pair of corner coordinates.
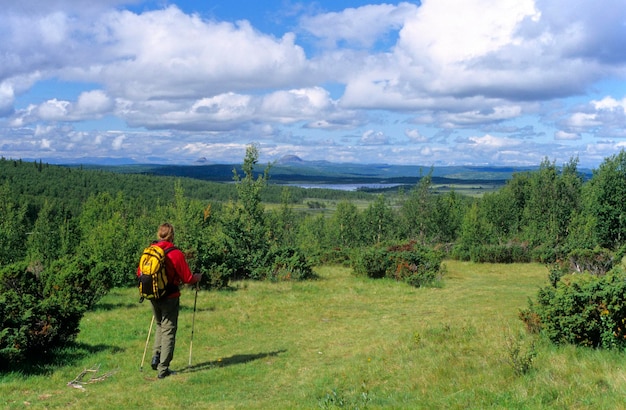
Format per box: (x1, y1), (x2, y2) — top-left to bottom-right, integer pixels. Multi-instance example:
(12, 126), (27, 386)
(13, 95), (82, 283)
(67, 365), (117, 391)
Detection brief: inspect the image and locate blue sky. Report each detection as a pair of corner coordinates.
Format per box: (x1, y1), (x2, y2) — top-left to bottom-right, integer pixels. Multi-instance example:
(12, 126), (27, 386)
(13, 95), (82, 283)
(1, 0), (626, 167)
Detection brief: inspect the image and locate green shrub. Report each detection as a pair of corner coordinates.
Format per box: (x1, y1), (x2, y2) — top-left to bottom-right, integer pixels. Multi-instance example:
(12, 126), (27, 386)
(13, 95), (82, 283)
(450, 245), (472, 261)
(547, 262), (569, 288)
(546, 248), (615, 289)
(503, 331), (537, 376)
(389, 245), (445, 287)
(351, 241), (444, 287)
(193, 228), (236, 289)
(318, 247), (352, 266)
(42, 256), (111, 311)
(0, 261), (90, 368)
(529, 244), (560, 264)
(521, 267), (626, 348)
(567, 247), (615, 275)
(193, 221), (316, 285)
(264, 246), (316, 282)
(468, 243), (531, 263)
(351, 247), (387, 278)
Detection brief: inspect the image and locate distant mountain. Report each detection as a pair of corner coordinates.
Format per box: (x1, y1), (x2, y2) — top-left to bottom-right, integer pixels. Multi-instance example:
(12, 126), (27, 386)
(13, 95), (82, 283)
(39, 154), (592, 186)
(277, 155), (305, 164)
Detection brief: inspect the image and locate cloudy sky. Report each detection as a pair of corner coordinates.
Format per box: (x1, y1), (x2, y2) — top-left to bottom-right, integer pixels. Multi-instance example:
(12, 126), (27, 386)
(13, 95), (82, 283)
(2, 0), (626, 167)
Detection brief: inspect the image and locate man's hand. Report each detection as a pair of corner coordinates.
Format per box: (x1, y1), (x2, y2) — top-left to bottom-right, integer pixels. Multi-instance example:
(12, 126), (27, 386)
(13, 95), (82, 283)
(191, 273), (203, 285)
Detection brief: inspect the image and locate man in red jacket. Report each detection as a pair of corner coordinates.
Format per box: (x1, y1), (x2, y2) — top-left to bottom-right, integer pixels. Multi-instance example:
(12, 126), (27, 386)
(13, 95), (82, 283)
(138, 223), (202, 379)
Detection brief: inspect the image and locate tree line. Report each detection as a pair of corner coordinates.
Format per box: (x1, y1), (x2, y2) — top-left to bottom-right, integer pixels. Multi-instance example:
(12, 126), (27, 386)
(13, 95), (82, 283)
(3, 149), (626, 280)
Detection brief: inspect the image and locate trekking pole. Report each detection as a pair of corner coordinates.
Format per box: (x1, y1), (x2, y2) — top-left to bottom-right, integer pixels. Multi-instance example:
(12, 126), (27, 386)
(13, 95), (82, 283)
(188, 283), (199, 368)
(140, 315), (155, 372)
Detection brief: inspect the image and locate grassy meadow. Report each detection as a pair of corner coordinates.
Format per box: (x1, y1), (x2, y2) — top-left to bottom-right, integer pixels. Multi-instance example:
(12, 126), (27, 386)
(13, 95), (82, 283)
(3, 261), (626, 409)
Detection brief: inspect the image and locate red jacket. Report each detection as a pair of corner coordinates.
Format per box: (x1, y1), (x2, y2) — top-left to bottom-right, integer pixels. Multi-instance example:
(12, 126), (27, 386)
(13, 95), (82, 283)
(137, 240), (194, 299)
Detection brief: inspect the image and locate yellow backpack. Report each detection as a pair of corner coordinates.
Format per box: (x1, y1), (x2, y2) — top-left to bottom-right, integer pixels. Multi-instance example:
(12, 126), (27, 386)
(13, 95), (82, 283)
(138, 243), (175, 302)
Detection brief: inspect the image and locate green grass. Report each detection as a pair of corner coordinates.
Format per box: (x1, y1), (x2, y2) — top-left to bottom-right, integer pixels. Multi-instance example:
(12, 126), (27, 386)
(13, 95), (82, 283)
(3, 261), (626, 409)
(266, 199), (376, 216)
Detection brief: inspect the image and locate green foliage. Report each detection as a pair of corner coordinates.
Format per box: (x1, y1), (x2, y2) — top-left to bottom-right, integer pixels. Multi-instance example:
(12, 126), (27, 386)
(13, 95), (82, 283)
(318, 383), (371, 409)
(78, 193), (145, 288)
(361, 194), (397, 245)
(468, 243), (531, 263)
(296, 214), (353, 265)
(389, 242), (445, 287)
(0, 260), (98, 368)
(583, 150), (626, 249)
(398, 170), (434, 242)
(266, 188), (301, 248)
(331, 201), (364, 249)
(179, 146), (315, 286)
(351, 241), (444, 287)
(586, 150), (626, 248)
(567, 247), (615, 275)
(42, 256), (111, 312)
(0, 157), (235, 215)
(219, 200), (270, 279)
(503, 331), (537, 376)
(306, 200), (326, 209)
(194, 224), (244, 288)
(547, 262), (569, 288)
(454, 157), (585, 264)
(351, 246), (388, 279)
(564, 211), (599, 252)
(0, 182), (29, 265)
(520, 158), (582, 252)
(218, 145), (273, 280)
(430, 190), (466, 244)
(26, 199), (65, 264)
(522, 267), (626, 348)
(234, 144), (269, 222)
(263, 246), (316, 282)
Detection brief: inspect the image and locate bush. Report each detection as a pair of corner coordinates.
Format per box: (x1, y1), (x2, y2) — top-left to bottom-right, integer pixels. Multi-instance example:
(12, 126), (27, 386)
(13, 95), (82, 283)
(264, 246), (316, 282)
(529, 244), (563, 264)
(390, 245), (445, 287)
(351, 241), (444, 287)
(546, 248), (615, 289)
(42, 256), (111, 311)
(351, 247), (387, 279)
(0, 261), (90, 368)
(503, 331), (537, 376)
(468, 243), (531, 263)
(521, 266), (626, 348)
(193, 229), (236, 289)
(567, 247), (615, 275)
(547, 262), (569, 288)
(318, 247), (352, 266)
(194, 223), (316, 286)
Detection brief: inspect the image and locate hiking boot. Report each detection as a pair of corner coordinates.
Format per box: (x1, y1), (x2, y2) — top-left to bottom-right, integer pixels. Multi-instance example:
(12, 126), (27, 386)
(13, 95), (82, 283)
(158, 369), (176, 379)
(151, 354), (160, 371)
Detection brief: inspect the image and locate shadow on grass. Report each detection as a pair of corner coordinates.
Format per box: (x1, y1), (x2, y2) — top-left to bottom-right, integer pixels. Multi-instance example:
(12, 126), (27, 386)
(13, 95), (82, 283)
(3, 342), (123, 376)
(180, 349), (287, 374)
(98, 299), (218, 312)
(179, 304), (216, 313)
(95, 302), (141, 311)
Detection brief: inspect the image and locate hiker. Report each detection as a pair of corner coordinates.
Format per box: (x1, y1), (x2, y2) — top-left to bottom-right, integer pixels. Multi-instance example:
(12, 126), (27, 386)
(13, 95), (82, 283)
(138, 222), (202, 379)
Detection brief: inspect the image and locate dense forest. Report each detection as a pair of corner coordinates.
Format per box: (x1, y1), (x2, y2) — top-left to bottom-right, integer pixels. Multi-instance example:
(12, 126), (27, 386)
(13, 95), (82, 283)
(3, 146), (626, 366)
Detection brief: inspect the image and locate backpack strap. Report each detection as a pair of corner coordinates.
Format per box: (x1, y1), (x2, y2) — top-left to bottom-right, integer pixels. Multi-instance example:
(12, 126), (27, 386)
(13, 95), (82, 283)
(152, 240), (177, 254)
(163, 246), (177, 255)
(160, 245), (179, 296)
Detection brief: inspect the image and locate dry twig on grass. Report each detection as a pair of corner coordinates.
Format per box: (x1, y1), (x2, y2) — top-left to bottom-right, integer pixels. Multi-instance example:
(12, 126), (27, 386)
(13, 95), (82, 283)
(67, 365), (117, 391)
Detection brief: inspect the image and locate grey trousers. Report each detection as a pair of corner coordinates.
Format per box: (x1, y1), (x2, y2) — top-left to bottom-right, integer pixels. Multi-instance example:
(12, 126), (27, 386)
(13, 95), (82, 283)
(150, 297), (179, 376)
